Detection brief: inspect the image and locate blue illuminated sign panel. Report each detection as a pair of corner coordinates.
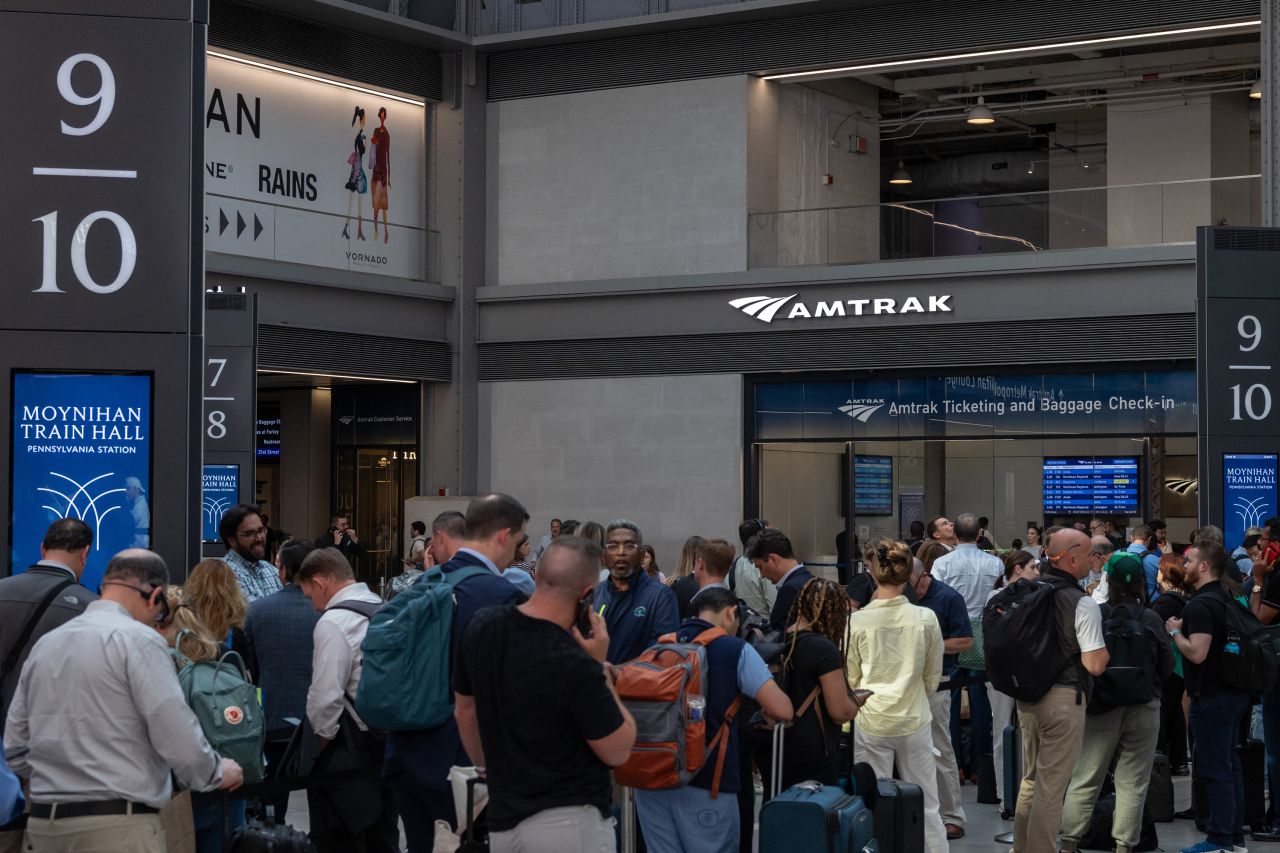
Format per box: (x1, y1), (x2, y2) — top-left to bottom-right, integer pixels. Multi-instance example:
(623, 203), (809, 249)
(1223, 453), (1279, 551)
(855, 455), (893, 516)
(10, 372), (153, 591)
(202, 464), (240, 544)
(1043, 457), (1140, 515)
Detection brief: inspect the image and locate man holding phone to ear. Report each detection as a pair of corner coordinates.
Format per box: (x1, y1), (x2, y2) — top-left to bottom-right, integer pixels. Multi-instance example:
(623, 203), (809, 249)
(455, 537), (636, 852)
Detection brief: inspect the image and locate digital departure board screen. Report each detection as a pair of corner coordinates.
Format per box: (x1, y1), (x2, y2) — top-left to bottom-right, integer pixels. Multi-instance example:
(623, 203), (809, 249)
(1043, 457), (1140, 515)
(854, 455), (894, 516)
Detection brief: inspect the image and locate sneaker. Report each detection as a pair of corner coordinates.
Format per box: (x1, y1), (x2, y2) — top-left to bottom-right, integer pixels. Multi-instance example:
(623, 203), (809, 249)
(1237, 846), (1250, 853)
(1180, 843), (1233, 853)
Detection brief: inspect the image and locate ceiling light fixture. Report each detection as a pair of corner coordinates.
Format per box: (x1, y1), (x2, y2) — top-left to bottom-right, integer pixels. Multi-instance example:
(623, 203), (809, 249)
(1251, 80), (1263, 99)
(760, 20), (1260, 82)
(966, 96), (996, 125)
(889, 162), (913, 184)
(207, 50), (427, 107)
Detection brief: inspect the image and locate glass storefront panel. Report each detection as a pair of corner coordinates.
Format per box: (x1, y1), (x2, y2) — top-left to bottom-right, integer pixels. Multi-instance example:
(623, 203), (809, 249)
(750, 369), (1198, 568)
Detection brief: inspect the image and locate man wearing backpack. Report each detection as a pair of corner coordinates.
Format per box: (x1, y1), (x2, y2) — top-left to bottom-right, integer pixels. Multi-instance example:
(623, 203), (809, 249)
(1167, 541), (1255, 853)
(299, 546), (399, 853)
(1059, 554), (1173, 853)
(992, 526), (1108, 853)
(633, 587), (794, 853)
(384, 494), (530, 852)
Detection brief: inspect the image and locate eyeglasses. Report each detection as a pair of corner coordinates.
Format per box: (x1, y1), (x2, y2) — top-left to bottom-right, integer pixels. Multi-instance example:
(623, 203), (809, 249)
(604, 542), (641, 553)
(236, 526), (266, 540)
(101, 581), (171, 625)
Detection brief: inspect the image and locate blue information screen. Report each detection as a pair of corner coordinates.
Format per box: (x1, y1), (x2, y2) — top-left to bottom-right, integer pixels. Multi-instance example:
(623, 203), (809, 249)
(1224, 453), (1279, 551)
(1043, 457), (1140, 515)
(10, 372), (153, 591)
(855, 455), (894, 516)
(202, 464), (240, 544)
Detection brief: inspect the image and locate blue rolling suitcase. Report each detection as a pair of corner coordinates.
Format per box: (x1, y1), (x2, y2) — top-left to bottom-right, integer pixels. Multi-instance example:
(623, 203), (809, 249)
(760, 725), (878, 853)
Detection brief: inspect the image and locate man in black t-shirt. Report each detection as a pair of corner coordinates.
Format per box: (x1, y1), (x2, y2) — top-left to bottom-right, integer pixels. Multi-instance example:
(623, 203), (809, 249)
(1167, 541), (1251, 853)
(455, 537), (636, 851)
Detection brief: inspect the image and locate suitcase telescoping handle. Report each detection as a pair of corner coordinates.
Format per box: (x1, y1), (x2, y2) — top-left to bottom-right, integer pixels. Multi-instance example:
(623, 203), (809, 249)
(770, 723), (785, 800)
(620, 785), (637, 853)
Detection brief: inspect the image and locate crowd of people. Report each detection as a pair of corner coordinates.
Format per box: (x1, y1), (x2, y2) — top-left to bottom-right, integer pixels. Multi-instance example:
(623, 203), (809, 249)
(0, 500), (1275, 853)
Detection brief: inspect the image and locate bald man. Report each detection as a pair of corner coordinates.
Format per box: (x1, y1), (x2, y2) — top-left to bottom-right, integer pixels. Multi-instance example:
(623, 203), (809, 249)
(454, 538), (636, 852)
(1012, 527), (1109, 853)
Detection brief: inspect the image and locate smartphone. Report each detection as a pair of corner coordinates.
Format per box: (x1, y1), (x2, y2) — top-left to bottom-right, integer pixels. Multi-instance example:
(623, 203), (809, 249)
(1266, 540), (1280, 566)
(575, 592), (595, 638)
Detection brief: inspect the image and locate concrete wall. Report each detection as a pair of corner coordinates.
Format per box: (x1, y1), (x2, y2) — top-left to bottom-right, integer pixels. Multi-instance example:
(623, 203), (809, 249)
(489, 77), (749, 286)
(1107, 94), (1251, 246)
(483, 374), (743, 566)
(748, 79), (881, 268)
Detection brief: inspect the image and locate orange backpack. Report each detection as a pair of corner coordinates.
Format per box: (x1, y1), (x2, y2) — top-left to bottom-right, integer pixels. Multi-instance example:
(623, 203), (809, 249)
(613, 627), (742, 798)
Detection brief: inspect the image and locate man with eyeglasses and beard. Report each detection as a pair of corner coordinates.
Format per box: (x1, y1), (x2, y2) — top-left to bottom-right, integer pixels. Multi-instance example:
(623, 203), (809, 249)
(591, 520), (679, 664)
(5, 550), (244, 853)
(220, 504), (283, 603)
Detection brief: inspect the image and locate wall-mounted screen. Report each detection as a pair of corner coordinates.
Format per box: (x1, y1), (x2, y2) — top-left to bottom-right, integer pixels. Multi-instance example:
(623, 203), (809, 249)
(10, 371), (153, 591)
(202, 464), (240, 544)
(256, 400), (281, 458)
(1043, 456), (1140, 515)
(855, 455), (894, 516)
(1224, 453), (1279, 551)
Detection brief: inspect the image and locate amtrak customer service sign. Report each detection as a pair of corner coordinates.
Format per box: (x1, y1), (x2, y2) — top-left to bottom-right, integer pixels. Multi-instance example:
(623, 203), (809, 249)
(204, 54), (426, 279)
(10, 373), (153, 591)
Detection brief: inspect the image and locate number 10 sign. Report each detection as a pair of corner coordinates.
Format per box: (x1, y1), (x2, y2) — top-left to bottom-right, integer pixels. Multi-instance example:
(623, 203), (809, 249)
(0, 2), (201, 335)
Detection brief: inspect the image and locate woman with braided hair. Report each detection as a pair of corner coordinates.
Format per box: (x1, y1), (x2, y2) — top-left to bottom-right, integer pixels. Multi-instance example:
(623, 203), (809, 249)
(759, 577), (865, 795)
(848, 539), (949, 852)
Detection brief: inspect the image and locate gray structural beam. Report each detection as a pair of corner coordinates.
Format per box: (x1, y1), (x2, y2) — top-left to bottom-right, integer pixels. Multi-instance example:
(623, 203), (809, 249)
(1266, 0), (1280, 226)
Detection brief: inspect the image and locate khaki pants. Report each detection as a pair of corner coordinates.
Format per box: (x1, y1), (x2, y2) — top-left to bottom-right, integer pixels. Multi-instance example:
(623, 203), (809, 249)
(27, 813), (164, 853)
(1014, 686), (1087, 853)
(1060, 703), (1161, 853)
(490, 805), (615, 853)
(927, 690), (965, 828)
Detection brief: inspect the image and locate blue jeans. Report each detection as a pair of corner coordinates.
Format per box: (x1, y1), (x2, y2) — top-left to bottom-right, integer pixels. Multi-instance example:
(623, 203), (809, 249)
(949, 669), (992, 776)
(1264, 689), (1280, 824)
(192, 792), (245, 853)
(1190, 691), (1250, 846)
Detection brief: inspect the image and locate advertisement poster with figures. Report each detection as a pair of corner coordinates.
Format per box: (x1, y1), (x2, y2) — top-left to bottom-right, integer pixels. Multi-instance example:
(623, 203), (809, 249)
(202, 464), (240, 543)
(1224, 453), (1278, 550)
(10, 373), (153, 591)
(204, 55), (425, 279)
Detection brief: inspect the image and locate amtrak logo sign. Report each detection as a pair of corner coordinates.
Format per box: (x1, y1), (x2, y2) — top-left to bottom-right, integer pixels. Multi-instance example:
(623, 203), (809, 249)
(839, 400), (886, 423)
(729, 293), (952, 324)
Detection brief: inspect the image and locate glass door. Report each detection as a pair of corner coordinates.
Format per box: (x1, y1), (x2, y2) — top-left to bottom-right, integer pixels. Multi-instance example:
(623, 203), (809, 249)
(334, 447), (418, 592)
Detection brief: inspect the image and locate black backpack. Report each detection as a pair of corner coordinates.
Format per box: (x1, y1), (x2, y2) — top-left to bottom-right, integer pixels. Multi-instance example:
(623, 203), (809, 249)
(1089, 603), (1159, 714)
(1216, 588), (1280, 696)
(983, 573), (1083, 703)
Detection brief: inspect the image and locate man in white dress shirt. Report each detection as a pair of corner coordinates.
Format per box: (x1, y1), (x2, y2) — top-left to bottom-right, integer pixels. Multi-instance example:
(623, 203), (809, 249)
(298, 548), (398, 853)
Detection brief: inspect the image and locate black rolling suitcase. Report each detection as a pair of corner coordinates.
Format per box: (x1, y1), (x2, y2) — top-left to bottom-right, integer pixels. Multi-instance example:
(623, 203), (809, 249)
(1241, 737), (1267, 831)
(1193, 738), (1267, 832)
(871, 779), (925, 853)
(1147, 751), (1174, 822)
(227, 805), (317, 853)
